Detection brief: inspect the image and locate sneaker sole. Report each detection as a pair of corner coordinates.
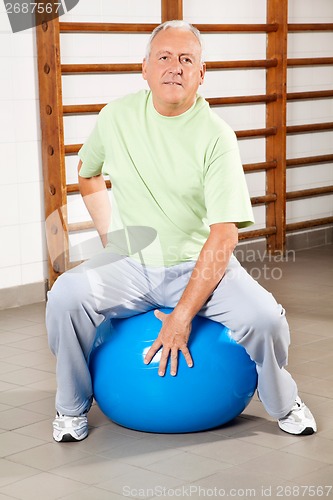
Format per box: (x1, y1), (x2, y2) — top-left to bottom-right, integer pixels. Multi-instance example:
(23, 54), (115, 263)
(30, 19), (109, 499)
(53, 432), (88, 442)
(298, 427), (316, 436)
(279, 425), (316, 436)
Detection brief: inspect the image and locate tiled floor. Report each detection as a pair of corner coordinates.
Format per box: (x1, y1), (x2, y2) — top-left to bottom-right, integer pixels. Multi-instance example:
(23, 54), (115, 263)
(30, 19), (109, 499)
(0, 245), (332, 500)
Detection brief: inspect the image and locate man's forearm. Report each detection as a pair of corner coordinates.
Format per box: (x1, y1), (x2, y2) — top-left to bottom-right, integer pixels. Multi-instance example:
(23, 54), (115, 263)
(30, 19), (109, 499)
(144, 222), (238, 376)
(173, 222), (238, 323)
(78, 161), (111, 247)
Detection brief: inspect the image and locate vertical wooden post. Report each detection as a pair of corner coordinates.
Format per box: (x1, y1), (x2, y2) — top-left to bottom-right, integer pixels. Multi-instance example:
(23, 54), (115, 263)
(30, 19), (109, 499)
(36, 17), (68, 288)
(161, 0), (183, 22)
(266, 0), (288, 253)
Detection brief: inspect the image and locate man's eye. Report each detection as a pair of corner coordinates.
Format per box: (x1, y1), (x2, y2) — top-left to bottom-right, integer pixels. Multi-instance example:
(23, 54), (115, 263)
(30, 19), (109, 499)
(159, 56), (168, 60)
(182, 57), (192, 64)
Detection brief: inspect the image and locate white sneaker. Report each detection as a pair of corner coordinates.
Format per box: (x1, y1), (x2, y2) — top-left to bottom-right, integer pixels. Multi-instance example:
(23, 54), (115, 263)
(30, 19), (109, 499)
(278, 396), (317, 435)
(53, 412), (88, 442)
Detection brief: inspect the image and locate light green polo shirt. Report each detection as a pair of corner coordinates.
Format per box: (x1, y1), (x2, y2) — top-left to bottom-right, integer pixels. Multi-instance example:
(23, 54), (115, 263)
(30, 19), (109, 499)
(78, 90), (254, 266)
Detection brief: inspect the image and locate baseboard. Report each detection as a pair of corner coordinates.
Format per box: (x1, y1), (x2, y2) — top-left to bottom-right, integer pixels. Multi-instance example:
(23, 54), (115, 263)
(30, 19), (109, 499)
(237, 226), (332, 255)
(286, 225), (333, 251)
(0, 281), (48, 311)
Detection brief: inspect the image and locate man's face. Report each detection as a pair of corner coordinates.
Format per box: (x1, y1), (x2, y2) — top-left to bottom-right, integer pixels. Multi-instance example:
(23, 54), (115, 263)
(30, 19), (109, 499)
(142, 28), (206, 116)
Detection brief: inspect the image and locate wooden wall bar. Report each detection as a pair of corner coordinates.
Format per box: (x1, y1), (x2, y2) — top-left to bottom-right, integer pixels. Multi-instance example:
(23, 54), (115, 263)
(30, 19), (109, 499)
(288, 23), (333, 31)
(287, 90), (333, 101)
(162, 0), (183, 22)
(286, 154), (333, 168)
(59, 22), (279, 33)
(288, 57), (333, 66)
(60, 23), (157, 32)
(61, 59), (277, 73)
(62, 94), (277, 116)
(265, 0), (288, 252)
(287, 217), (333, 232)
(36, 17), (69, 287)
(287, 122), (333, 134)
(287, 186), (333, 200)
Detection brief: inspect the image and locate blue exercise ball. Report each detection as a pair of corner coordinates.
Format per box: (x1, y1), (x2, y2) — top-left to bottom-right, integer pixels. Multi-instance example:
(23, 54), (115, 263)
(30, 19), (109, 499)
(89, 308), (257, 433)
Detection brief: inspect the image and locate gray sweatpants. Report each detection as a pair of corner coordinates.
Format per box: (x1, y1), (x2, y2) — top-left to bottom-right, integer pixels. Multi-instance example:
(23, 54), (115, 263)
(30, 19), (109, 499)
(46, 251), (297, 420)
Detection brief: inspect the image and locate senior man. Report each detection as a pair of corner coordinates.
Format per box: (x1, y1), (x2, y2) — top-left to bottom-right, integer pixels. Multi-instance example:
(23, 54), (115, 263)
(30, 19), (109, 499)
(47, 20), (316, 442)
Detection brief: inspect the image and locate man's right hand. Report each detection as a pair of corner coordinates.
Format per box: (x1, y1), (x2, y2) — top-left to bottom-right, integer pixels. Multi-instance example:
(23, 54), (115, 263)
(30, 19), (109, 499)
(144, 309), (193, 377)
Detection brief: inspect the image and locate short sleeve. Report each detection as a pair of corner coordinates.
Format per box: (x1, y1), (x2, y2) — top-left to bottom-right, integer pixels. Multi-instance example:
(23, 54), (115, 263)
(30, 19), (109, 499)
(204, 130), (254, 229)
(78, 113), (105, 178)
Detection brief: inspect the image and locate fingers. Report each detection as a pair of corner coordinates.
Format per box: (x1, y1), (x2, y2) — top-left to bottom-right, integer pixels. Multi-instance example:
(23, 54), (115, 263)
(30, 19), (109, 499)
(154, 309), (166, 321)
(160, 344), (193, 377)
(144, 338), (161, 365)
(144, 310), (165, 364)
(181, 345), (193, 368)
(159, 346), (172, 376)
(144, 342), (192, 376)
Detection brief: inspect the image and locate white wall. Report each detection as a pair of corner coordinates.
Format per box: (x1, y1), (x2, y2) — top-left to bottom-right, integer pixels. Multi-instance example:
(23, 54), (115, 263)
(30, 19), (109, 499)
(0, 4), (44, 292)
(0, 0), (332, 298)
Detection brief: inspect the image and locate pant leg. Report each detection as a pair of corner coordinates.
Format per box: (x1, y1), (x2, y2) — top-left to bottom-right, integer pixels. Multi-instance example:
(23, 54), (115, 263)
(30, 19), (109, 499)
(164, 256), (298, 420)
(46, 252), (164, 416)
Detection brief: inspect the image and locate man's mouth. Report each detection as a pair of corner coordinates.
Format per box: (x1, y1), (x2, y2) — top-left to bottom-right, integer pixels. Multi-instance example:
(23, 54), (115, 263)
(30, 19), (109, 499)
(163, 82), (182, 86)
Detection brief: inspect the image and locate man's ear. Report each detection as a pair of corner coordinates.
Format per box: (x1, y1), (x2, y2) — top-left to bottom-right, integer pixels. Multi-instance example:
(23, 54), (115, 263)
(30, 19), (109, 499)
(142, 58), (148, 81)
(199, 63), (206, 85)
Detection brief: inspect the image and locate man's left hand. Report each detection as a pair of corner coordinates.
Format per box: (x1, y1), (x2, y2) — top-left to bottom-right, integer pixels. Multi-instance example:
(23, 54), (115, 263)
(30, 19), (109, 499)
(144, 309), (193, 376)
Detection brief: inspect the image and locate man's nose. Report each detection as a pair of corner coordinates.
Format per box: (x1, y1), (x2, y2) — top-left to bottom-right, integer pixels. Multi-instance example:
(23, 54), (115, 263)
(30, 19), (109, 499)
(168, 57), (182, 74)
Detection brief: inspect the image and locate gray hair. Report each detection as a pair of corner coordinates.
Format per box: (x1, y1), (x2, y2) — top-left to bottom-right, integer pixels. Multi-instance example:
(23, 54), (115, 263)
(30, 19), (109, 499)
(145, 20), (204, 61)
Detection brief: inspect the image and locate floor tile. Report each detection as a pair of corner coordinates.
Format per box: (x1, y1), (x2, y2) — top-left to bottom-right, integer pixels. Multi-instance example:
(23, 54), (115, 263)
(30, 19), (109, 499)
(239, 448), (327, 481)
(150, 428), (225, 450)
(61, 486), (125, 500)
(0, 471), (86, 500)
(0, 403), (12, 412)
(0, 317), (37, 332)
(97, 465), (187, 498)
(0, 367), (54, 387)
(14, 419), (53, 442)
(0, 380), (19, 392)
(281, 435), (333, 465)
(236, 422), (301, 450)
(99, 435), (184, 467)
(4, 336), (49, 352)
(5, 351), (54, 369)
(26, 378), (58, 392)
(0, 431), (45, 458)
(20, 396), (56, 417)
(73, 425), (142, 456)
(0, 458), (39, 487)
(0, 303), (45, 324)
(293, 464), (333, 486)
(0, 387), (52, 408)
(192, 465), (292, 497)
(0, 407), (49, 431)
(291, 361), (333, 380)
(7, 442), (90, 472)
(10, 323), (47, 338)
(178, 434), (272, 465)
(51, 455), (135, 485)
(0, 362), (20, 376)
(146, 451), (231, 481)
(0, 331), (28, 347)
(0, 345), (28, 359)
